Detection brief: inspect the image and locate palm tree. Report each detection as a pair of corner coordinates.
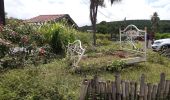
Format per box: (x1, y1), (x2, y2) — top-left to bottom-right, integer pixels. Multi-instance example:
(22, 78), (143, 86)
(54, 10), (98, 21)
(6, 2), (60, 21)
(0, 0), (5, 25)
(151, 12), (160, 35)
(149, 12), (159, 44)
(90, 0), (121, 46)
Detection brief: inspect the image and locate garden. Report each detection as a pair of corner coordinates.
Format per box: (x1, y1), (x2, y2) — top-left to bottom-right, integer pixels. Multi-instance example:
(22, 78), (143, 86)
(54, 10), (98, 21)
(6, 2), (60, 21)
(0, 21), (170, 100)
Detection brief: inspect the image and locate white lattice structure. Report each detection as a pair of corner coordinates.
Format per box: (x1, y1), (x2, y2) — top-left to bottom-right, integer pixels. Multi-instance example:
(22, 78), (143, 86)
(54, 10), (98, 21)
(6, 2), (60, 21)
(67, 40), (85, 67)
(120, 24), (147, 63)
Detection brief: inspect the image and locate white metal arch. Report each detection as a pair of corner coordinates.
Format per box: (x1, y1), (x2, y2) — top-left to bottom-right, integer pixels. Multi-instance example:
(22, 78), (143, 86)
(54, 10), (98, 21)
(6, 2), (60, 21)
(119, 24), (147, 62)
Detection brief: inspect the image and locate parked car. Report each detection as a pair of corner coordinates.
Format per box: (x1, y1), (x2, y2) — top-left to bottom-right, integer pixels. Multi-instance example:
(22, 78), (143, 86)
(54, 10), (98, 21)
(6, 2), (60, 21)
(151, 38), (170, 51)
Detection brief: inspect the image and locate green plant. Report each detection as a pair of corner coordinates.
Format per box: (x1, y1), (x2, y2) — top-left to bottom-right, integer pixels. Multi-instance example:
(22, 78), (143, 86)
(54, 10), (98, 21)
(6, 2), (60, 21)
(96, 34), (110, 40)
(96, 38), (112, 46)
(0, 44), (9, 59)
(38, 23), (76, 54)
(147, 51), (170, 67)
(107, 60), (125, 72)
(0, 67), (64, 100)
(1, 28), (21, 43)
(75, 31), (92, 46)
(155, 33), (170, 39)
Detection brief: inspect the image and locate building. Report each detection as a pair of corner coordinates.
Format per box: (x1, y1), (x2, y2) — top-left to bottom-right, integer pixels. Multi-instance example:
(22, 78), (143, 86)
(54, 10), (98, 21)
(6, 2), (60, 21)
(25, 14), (78, 28)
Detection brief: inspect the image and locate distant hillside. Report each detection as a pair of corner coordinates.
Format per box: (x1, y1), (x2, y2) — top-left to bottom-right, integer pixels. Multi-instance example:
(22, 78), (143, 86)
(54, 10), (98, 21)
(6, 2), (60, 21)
(80, 20), (170, 34)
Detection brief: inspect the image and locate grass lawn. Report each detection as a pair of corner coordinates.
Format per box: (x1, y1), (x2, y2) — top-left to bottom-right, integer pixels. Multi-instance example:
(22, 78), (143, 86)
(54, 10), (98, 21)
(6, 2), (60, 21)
(0, 44), (170, 99)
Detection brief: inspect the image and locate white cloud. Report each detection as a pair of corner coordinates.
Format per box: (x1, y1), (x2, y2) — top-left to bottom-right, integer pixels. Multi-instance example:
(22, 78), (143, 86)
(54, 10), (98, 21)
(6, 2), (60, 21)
(4, 0), (170, 27)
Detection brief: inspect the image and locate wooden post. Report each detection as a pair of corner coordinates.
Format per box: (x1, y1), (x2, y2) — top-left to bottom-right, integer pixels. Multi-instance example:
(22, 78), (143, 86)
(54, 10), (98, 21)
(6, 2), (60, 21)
(144, 84), (148, 100)
(168, 80), (170, 99)
(147, 83), (152, 100)
(125, 81), (130, 100)
(87, 79), (92, 100)
(112, 81), (116, 100)
(91, 75), (99, 100)
(164, 80), (170, 98)
(158, 73), (166, 99)
(139, 74), (145, 100)
(99, 81), (106, 99)
(151, 85), (158, 100)
(134, 82), (138, 100)
(122, 81), (126, 100)
(130, 82), (135, 100)
(115, 73), (121, 100)
(79, 79), (90, 100)
(106, 80), (112, 100)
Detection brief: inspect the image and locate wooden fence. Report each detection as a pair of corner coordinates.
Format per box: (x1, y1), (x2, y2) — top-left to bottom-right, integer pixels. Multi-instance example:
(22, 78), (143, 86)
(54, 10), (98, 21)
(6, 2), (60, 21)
(79, 73), (170, 100)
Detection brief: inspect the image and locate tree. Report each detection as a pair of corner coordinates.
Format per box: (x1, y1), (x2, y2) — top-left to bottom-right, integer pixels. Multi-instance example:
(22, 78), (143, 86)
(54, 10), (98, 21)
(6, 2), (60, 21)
(151, 12), (160, 34)
(90, 0), (121, 46)
(0, 0), (5, 25)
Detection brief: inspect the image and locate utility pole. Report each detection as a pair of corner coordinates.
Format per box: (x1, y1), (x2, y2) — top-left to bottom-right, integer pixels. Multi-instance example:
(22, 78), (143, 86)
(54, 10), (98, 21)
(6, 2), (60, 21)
(0, 0), (5, 25)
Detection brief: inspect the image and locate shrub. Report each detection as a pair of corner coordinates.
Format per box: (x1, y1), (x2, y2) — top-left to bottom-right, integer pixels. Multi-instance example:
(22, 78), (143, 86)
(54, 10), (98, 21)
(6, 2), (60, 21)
(106, 60), (125, 72)
(75, 31), (92, 47)
(155, 33), (170, 39)
(0, 44), (9, 59)
(96, 38), (112, 46)
(147, 51), (169, 67)
(0, 68), (64, 100)
(38, 23), (76, 55)
(96, 34), (110, 40)
(1, 27), (21, 43)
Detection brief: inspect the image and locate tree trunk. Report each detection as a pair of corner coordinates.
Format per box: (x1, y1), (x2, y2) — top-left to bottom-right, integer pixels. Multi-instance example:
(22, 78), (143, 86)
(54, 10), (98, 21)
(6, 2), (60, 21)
(93, 23), (96, 46)
(0, 0), (5, 25)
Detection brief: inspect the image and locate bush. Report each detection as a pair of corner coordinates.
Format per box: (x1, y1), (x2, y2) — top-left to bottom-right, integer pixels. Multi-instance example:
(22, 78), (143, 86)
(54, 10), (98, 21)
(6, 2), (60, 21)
(96, 38), (112, 46)
(0, 68), (64, 100)
(106, 60), (125, 72)
(96, 34), (110, 40)
(155, 33), (170, 39)
(38, 23), (76, 54)
(75, 31), (92, 47)
(0, 44), (9, 59)
(147, 51), (170, 67)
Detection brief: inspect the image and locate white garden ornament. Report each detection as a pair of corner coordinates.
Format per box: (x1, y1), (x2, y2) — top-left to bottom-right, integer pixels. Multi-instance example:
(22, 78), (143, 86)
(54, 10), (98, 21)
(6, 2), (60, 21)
(67, 40), (85, 67)
(119, 24), (147, 64)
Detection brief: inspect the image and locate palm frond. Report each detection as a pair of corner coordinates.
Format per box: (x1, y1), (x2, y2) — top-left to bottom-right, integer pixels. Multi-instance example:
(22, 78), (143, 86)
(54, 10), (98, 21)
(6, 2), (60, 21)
(110, 0), (121, 5)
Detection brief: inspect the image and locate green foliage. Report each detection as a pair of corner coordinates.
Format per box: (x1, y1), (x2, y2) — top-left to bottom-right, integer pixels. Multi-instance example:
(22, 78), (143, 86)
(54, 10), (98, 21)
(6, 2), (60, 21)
(1, 27), (21, 43)
(147, 51), (170, 67)
(96, 34), (112, 46)
(96, 38), (112, 46)
(14, 23), (37, 35)
(75, 31), (92, 47)
(0, 24), (56, 69)
(107, 60), (125, 72)
(96, 34), (110, 40)
(151, 12), (160, 33)
(155, 33), (170, 39)
(0, 67), (64, 100)
(81, 20), (170, 34)
(38, 23), (76, 54)
(0, 44), (9, 59)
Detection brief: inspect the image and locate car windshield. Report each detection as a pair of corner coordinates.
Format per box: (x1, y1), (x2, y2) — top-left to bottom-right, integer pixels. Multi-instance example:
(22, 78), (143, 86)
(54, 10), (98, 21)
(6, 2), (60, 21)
(154, 41), (162, 44)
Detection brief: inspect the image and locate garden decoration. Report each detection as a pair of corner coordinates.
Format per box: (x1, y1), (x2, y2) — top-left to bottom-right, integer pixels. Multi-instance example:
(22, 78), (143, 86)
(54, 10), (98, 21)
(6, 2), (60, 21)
(119, 24), (147, 64)
(67, 40), (85, 67)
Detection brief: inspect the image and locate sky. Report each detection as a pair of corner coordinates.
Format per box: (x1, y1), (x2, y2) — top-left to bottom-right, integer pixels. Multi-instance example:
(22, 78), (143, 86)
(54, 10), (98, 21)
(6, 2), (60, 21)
(4, 0), (170, 26)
